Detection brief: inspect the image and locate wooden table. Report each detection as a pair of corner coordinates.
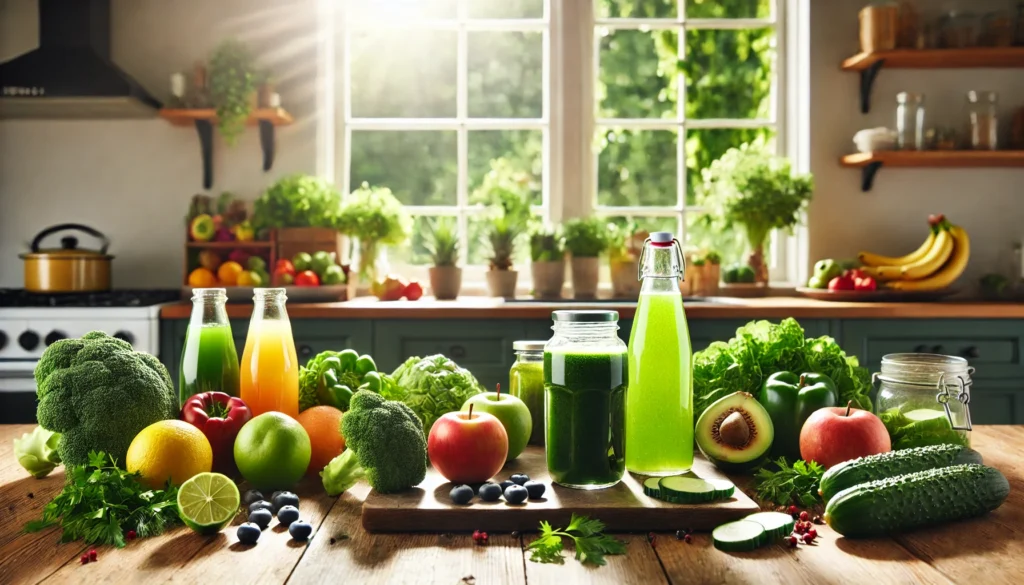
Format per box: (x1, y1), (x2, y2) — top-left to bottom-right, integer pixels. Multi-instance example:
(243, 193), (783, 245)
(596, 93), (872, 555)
(1, 425), (1020, 585)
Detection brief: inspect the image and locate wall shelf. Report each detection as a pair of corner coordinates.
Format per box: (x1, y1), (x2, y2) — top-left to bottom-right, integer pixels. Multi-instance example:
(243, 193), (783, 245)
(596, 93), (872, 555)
(840, 150), (1024, 192)
(159, 108), (295, 189)
(840, 48), (1024, 113)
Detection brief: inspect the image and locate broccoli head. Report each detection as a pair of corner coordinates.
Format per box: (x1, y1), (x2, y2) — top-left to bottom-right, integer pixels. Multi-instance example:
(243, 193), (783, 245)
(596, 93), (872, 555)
(35, 331), (176, 467)
(340, 390), (427, 494)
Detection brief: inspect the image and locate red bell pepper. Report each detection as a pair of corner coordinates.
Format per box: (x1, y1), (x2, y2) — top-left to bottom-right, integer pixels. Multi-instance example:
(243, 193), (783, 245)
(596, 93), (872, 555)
(828, 275), (856, 291)
(181, 392), (252, 476)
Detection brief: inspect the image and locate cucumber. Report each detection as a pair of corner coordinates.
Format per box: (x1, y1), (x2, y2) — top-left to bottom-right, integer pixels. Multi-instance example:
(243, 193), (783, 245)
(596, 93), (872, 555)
(706, 478), (736, 499)
(712, 520), (767, 552)
(820, 444), (983, 503)
(659, 477), (716, 504)
(745, 512), (795, 542)
(825, 464), (1009, 538)
(643, 477), (662, 499)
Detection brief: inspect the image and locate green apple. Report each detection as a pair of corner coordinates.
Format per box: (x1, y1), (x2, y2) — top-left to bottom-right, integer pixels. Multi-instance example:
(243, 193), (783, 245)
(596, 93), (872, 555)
(461, 391), (532, 461)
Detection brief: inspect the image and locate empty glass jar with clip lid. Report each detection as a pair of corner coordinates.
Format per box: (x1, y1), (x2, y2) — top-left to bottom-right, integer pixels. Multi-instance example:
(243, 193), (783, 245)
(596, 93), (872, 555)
(873, 353), (973, 450)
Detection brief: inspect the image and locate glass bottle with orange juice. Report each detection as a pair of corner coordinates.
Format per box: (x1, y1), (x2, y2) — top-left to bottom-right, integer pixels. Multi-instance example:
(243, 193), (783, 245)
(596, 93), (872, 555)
(240, 288), (299, 417)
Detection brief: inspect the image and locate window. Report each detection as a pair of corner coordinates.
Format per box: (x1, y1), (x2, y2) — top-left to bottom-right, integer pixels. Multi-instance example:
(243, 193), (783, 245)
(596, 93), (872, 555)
(334, 0), (791, 284)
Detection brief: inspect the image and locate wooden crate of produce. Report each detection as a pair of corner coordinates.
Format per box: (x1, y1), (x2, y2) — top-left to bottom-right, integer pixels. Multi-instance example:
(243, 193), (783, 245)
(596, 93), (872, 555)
(276, 227), (345, 264)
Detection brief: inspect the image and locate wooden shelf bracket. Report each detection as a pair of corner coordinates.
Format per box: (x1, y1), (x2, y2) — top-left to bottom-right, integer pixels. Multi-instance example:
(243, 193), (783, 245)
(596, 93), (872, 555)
(194, 119), (215, 189)
(859, 60), (885, 114)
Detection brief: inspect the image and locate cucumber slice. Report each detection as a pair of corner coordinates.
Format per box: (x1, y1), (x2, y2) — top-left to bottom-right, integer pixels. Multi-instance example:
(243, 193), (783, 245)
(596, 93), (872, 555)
(706, 478), (736, 499)
(643, 477), (662, 499)
(659, 476), (716, 504)
(745, 511), (795, 541)
(712, 520), (767, 552)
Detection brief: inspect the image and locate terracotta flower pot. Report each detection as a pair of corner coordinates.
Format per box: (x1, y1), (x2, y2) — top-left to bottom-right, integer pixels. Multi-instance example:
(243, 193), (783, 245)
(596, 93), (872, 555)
(571, 256), (600, 299)
(610, 258), (640, 298)
(531, 260), (565, 299)
(429, 266), (462, 300)
(486, 270), (518, 299)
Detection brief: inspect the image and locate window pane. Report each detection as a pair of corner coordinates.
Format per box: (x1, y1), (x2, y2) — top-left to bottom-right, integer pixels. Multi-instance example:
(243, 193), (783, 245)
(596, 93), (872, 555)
(598, 29), (677, 119)
(348, 0), (457, 20)
(685, 127), (776, 205)
(350, 30), (456, 118)
(469, 130), (543, 207)
(686, 211), (746, 267)
(683, 28), (775, 119)
(606, 215), (678, 236)
(597, 128), (677, 207)
(468, 32), (543, 118)
(350, 131), (457, 205)
(685, 0), (771, 19)
(596, 0), (675, 19)
(392, 215), (451, 267)
(469, 0), (544, 18)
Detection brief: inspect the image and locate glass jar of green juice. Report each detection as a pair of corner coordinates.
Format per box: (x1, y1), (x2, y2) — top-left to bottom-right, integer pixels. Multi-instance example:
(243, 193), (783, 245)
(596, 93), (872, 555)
(510, 341), (546, 446)
(874, 353), (973, 450)
(544, 310), (627, 490)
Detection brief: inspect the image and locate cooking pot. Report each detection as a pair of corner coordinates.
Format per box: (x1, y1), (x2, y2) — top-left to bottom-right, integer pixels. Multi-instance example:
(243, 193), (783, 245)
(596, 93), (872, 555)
(20, 224), (113, 293)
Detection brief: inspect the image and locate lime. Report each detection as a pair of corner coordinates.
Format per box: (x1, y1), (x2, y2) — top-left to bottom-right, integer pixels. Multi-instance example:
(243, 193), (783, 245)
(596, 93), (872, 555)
(234, 412), (311, 491)
(177, 472), (240, 535)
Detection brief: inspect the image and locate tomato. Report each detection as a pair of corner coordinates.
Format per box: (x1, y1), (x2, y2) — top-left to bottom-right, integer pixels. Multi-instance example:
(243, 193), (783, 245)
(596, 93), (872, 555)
(295, 270), (320, 287)
(275, 259), (296, 276)
(828, 275), (856, 291)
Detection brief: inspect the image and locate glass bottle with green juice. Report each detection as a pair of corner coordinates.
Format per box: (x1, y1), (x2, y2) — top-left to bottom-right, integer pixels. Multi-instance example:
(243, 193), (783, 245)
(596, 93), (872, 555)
(510, 341), (546, 445)
(544, 311), (627, 489)
(179, 288), (240, 407)
(626, 232), (693, 475)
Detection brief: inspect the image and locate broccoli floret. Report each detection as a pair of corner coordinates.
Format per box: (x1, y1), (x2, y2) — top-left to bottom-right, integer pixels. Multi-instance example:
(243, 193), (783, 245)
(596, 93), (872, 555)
(340, 390), (427, 494)
(35, 331), (176, 467)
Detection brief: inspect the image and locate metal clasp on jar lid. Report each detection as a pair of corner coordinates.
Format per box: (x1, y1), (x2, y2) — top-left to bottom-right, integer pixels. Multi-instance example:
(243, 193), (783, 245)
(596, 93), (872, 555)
(872, 366), (975, 431)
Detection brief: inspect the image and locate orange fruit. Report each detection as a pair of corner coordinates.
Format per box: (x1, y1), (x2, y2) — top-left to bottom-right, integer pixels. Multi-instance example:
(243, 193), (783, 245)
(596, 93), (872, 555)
(295, 406), (346, 477)
(217, 261), (244, 286)
(188, 267), (217, 288)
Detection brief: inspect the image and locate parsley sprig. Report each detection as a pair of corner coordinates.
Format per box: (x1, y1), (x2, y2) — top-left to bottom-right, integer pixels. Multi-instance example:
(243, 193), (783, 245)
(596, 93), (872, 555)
(527, 514), (627, 567)
(24, 451), (182, 547)
(753, 457), (825, 508)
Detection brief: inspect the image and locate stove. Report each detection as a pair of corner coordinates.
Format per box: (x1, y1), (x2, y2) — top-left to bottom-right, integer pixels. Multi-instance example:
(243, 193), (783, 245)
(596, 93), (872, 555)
(0, 289), (179, 423)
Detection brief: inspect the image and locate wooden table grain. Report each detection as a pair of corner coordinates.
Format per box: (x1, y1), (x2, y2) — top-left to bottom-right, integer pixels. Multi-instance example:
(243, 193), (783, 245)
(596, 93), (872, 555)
(0, 425), (1019, 585)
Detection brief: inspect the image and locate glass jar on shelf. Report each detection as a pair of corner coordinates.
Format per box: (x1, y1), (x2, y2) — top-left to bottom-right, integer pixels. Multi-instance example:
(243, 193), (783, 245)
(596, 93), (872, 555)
(873, 353), (973, 450)
(967, 90), (999, 151)
(938, 10), (980, 48)
(509, 340), (546, 446)
(896, 92), (926, 150)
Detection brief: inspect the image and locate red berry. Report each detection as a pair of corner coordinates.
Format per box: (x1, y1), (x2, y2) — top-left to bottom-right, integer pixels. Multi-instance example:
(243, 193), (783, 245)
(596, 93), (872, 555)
(794, 523), (806, 534)
(88, 549), (97, 561)
(80, 555), (89, 565)
(481, 532), (489, 542)
(788, 505), (799, 516)
(799, 511), (809, 522)
(786, 535), (799, 548)
(803, 533), (815, 545)
(807, 529), (818, 540)
(126, 530), (137, 541)
(683, 534), (692, 544)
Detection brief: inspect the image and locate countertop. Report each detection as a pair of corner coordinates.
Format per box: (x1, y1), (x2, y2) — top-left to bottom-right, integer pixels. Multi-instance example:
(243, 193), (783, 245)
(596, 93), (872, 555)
(1, 424), (1020, 585)
(159, 296), (1024, 320)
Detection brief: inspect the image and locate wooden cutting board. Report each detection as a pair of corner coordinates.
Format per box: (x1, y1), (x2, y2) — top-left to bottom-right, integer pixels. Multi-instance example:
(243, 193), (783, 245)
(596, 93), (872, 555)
(362, 446), (760, 533)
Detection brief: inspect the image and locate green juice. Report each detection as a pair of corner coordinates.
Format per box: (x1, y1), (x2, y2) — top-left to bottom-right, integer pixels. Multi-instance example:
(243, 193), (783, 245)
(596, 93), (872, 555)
(179, 324), (240, 407)
(510, 360), (546, 445)
(544, 348), (626, 489)
(626, 291), (693, 475)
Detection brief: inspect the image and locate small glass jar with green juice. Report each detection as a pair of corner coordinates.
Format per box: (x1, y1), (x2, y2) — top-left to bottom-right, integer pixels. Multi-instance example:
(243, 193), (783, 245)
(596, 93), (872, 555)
(510, 341), (546, 446)
(544, 310), (627, 490)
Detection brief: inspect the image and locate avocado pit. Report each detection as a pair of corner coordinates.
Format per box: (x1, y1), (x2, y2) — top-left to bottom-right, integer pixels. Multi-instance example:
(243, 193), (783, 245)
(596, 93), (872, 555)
(719, 411), (751, 447)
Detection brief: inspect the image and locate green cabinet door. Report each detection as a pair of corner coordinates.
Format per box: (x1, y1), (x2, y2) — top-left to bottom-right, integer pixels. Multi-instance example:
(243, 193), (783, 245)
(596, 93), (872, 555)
(970, 379), (1024, 425)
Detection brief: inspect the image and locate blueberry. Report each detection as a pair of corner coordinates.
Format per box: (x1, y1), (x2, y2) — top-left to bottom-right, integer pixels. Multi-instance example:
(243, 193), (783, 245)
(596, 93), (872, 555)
(504, 484), (528, 505)
(523, 481), (546, 499)
(271, 490), (285, 502)
(236, 522), (261, 545)
(478, 482), (502, 502)
(289, 520), (313, 541)
(499, 480), (515, 492)
(272, 491), (299, 512)
(510, 473), (530, 486)
(450, 484), (474, 505)
(277, 505), (300, 526)
(242, 489), (265, 506)
(248, 508), (273, 530)
(248, 500), (273, 515)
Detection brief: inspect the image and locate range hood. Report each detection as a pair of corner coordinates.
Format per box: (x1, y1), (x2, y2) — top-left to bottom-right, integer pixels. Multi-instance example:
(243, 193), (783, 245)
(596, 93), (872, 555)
(0, 0), (162, 119)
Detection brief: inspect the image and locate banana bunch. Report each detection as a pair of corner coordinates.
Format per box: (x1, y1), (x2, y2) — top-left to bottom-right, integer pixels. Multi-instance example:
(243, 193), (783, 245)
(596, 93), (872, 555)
(857, 215), (970, 291)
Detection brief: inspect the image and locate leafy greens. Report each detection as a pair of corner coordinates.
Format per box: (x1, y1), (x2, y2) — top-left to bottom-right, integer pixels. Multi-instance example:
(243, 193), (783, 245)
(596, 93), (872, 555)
(753, 456), (825, 508)
(693, 318), (872, 421)
(527, 514), (627, 567)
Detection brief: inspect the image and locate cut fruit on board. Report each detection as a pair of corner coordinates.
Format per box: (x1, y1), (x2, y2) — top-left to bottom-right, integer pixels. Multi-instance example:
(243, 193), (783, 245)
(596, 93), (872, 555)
(660, 477), (716, 504)
(712, 519), (768, 552)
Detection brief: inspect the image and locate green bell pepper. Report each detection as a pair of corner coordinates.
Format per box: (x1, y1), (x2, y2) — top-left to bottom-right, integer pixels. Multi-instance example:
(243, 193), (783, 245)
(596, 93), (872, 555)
(315, 357), (355, 410)
(757, 372), (838, 460)
(813, 259), (842, 282)
(300, 350), (381, 411)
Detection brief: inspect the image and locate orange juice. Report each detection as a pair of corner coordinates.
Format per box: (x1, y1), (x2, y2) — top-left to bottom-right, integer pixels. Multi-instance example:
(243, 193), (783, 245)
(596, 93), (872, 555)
(240, 288), (299, 417)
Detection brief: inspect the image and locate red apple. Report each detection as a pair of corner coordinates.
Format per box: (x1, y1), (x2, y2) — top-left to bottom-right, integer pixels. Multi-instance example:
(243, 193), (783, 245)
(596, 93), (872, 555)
(427, 405), (508, 484)
(800, 402), (890, 468)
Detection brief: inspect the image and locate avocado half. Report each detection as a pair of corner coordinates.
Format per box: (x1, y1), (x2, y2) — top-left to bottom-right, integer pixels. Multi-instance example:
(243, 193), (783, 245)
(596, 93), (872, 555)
(696, 391), (775, 473)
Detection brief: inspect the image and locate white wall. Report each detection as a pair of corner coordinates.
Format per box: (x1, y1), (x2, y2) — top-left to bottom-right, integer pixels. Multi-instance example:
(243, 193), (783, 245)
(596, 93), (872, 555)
(0, 0), (322, 288)
(809, 0), (1024, 286)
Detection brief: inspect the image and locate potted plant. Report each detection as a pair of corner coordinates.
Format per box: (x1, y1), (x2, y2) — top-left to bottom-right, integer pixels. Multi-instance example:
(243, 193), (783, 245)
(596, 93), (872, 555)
(688, 250), (722, 297)
(482, 188), (531, 299)
(696, 139), (813, 286)
(564, 217), (609, 299)
(608, 222), (647, 299)
(253, 173), (345, 261)
(530, 225), (565, 299)
(208, 39), (260, 146)
(335, 183), (412, 292)
(425, 218), (461, 300)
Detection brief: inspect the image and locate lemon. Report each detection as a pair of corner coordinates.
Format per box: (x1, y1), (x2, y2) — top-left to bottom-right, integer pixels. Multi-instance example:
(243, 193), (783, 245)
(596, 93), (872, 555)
(177, 472), (240, 535)
(126, 420), (213, 489)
